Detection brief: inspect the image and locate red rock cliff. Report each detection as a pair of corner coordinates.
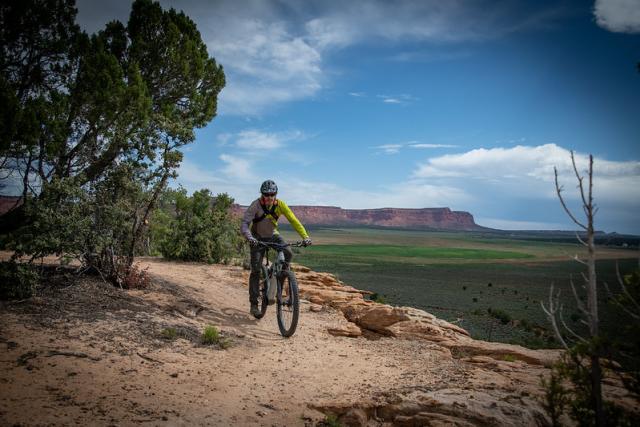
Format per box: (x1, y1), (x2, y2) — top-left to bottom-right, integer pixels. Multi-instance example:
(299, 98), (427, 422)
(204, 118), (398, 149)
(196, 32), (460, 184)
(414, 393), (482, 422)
(233, 204), (485, 231)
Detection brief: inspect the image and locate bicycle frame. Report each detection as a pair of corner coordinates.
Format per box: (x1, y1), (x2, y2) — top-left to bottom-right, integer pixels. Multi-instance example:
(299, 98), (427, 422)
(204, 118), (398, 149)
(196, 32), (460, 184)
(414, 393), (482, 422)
(252, 240), (305, 337)
(257, 240), (305, 274)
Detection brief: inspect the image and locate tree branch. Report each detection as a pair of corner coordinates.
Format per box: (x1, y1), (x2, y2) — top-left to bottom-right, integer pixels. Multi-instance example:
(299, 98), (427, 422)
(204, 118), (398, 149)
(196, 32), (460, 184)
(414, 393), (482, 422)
(555, 166), (587, 230)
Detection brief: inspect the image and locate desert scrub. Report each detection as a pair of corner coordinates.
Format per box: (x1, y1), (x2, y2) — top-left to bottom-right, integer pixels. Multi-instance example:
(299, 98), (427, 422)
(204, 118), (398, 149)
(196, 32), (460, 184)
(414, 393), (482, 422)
(369, 292), (387, 304)
(201, 325), (231, 349)
(488, 308), (512, 325)
(320, 414), (342, 427)
(0, 261), (39, 300)
(502, 354), (517, 362)
(161, 327), (178, 340)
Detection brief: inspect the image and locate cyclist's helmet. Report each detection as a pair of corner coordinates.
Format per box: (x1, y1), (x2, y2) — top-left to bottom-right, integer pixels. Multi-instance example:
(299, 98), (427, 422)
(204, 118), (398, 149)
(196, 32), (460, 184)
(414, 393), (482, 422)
(260, 180), (278, 195)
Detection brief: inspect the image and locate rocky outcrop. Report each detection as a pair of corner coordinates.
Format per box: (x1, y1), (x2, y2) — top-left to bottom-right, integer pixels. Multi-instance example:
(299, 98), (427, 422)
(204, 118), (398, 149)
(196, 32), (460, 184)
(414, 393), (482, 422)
(293, 265), (560, 367)
(292, 265), (640, 426)
(233, 204), (485, 231)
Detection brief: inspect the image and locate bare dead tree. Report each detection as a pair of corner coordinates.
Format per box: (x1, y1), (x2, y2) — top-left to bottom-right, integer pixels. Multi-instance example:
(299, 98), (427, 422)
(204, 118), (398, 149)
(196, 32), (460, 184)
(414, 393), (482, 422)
(541, 151), (605, 426)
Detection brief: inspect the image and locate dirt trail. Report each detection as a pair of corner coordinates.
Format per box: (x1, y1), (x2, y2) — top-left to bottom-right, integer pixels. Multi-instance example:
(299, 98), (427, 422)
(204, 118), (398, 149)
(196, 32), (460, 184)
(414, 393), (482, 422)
(0, 258), (469, 426)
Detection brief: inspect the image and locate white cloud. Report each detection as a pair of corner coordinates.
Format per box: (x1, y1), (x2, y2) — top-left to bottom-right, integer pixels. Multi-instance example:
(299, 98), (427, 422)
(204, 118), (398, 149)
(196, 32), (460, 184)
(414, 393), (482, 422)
(216, 133), (233, 145)
(376, 144), (403, 154)
(414, 144), (563, 179)
(219, 154), (256, 181)
(409, 143), (457, 149)
(176, 143), (640, 233)
(273, 177), (471, 210)
(236, 130), (282, 150)
(75, 0), (565, 115)
(210, 20), (323, 115)
(413, 144), (640, 185)
(412, 144), (640, 231)
(377, 94), (418, 105)
(224, 129), (305, 152)
(348, 92), (366, 97)
(174, 159), (227, 191)
(593, 0), (640, 33)
(389, 49), (473, 63)
(374, 141), (457, 155)
(303, 0), (550, 49)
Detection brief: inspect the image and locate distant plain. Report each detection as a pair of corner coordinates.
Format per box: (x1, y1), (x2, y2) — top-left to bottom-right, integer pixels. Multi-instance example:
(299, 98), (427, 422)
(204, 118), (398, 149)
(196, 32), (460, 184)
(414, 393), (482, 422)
(281, 227), (639, 348)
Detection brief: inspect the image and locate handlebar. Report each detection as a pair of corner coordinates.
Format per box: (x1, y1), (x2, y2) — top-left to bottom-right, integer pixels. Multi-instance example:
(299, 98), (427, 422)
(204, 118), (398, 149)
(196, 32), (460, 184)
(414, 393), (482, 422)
(255, 240), (308, 249)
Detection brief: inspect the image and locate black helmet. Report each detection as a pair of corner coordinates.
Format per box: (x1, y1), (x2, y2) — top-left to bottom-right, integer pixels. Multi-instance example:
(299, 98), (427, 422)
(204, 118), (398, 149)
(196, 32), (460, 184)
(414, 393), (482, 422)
(260, 180), (278, 195)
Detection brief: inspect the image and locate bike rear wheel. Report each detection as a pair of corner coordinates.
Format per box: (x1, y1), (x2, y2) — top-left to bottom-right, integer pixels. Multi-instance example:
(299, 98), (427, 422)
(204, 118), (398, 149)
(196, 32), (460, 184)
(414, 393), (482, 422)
(253, 264), (269, 319)
(276, 270), (299, 337)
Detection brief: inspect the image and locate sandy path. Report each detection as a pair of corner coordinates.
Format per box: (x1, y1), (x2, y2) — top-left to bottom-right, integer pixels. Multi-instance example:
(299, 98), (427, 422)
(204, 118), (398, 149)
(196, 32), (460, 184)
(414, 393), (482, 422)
(0, 258), (465, 426)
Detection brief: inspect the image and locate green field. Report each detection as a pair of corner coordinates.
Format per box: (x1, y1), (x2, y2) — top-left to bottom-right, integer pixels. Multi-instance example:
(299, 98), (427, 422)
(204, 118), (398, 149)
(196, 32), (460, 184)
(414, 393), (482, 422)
(281, 227), (638, 348)
(308, 244), (534, 260)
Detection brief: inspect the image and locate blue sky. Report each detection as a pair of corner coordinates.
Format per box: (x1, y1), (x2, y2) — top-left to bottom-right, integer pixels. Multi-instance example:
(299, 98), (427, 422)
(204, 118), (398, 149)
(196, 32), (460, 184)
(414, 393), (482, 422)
(77, 0), (640, 233)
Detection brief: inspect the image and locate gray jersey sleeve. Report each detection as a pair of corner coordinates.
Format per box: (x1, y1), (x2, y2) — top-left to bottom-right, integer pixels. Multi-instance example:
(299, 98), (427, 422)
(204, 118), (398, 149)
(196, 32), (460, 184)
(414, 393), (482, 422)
(240, 199), (260, 240)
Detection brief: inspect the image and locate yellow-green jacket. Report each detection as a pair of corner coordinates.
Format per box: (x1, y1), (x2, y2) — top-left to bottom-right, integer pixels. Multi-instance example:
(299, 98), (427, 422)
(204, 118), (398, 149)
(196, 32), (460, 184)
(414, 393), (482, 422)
(241, 198), (309, 240)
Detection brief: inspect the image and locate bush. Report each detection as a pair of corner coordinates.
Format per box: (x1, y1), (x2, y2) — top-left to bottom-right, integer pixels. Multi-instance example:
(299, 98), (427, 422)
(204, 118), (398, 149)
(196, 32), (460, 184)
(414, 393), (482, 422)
(488, 307), (512, 325)
(369, 292), (387, 304)
(201, 325), (230, 348)
(119, 263), (150, 289)
(152, 189), (244, 264)
(161, 328), (178, 340)
(320, 415), (342, 427)
(0, 261), (39, 300)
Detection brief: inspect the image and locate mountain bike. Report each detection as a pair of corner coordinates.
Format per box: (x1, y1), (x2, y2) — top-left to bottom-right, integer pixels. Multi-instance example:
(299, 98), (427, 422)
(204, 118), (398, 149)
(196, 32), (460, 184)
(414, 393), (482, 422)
(252, 240), (305, 337)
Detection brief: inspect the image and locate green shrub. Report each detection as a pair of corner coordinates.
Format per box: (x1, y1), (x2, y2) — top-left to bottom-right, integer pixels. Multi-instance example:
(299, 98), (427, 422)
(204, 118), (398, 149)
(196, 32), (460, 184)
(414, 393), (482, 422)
(321, 414), (342, 427)
(161, 328), (178, 340)
(201, 325), (231, 348)
(369, 292), (387, 304)
(0, 262), (39, 300)
(488, 308), (512, 325)
(541, 368), (567, 427)
(152, 189), (244, 264)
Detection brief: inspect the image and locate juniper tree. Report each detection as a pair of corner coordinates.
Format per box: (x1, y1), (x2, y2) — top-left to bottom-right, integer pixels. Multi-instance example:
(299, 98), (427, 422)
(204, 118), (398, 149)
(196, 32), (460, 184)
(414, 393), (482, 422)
(0, 0), (225, 285)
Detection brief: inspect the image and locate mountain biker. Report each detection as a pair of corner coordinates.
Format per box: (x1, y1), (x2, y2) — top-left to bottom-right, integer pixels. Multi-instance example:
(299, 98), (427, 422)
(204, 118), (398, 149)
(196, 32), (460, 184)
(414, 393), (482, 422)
(241, 180), (312, 317)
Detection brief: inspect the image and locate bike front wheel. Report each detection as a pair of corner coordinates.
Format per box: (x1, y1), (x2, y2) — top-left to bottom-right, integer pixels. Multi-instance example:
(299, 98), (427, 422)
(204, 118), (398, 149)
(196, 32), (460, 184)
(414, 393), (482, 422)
(253, 264), (269, 319)
(276, 270), (299, 337)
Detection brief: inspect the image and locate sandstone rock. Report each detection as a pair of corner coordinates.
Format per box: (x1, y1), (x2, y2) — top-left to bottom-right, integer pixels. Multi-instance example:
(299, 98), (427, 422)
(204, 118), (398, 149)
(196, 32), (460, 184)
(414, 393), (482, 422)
(316, 387), (551, 427)
(447, 340), (561, 367)
(295, 267), (564, 370)
(327, 323), (362, 338)
(337, 408), (368, 427)
(291, 264), (311, 273)
(341, 304), (411, 335)
(394, 412), (476, 427)
(309, 304), (323, 312)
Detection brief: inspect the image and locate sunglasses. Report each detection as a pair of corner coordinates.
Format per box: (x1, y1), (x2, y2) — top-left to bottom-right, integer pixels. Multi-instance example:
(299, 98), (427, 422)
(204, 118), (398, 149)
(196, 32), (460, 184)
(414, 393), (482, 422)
(262, 193), (276, 197)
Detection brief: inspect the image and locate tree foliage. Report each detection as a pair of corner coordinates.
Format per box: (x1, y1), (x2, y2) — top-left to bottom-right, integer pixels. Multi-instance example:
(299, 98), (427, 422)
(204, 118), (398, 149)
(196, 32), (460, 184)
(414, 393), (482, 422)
(0, 0), (225, 287)
(150, 188), (245, 264)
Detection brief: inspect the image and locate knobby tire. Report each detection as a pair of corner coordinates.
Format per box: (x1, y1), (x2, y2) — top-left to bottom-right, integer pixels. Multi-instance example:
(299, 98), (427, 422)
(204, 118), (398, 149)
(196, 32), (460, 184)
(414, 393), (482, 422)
(277, 270), (299, 337)
(253, 264), (269, 319)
